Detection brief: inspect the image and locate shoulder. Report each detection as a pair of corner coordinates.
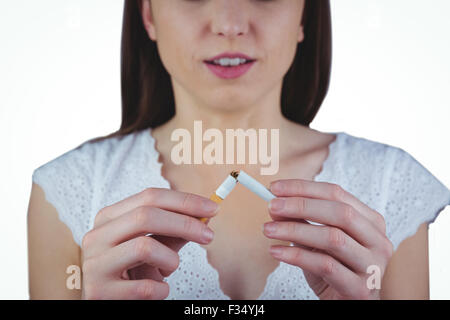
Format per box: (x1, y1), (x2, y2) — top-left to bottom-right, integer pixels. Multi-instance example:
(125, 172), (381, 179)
(336, 132), (450, 251)
(315, 131), (397, 191)
(331, 131), (419, 186)
(337, 131), (395, 163)
(338, 131), (447, 192)
(32, 130), (147, 182)
(31, 129), (149, 246)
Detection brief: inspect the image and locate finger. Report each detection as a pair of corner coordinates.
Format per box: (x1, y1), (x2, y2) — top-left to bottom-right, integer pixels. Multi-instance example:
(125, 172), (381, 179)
(269, 245), (368, 299)
(126, 240), (184, 279)
(95, 236), (180, 277)
(127, 263), (166, 281)
(84, 207), (215, 259)
(94, 187), (219, 228)
(263, 221), (372, 273)
(100, 279), (170, 300)
(269, 180), (386, 233)
(268, 196), (386, 248)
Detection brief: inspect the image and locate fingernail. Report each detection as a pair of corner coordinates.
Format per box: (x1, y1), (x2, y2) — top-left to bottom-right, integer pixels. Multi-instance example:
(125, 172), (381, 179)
(269, 198), (285, 212)
(269, 246), (283, 257)
(270, 181), (284, 193)
(202, 228), (214, 242)
(264, 222), (277, 233)
(203, 200), (219, 213)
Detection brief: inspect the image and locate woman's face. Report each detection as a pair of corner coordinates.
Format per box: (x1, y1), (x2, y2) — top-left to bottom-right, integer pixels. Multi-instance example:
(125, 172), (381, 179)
(141, 0), (305, 113)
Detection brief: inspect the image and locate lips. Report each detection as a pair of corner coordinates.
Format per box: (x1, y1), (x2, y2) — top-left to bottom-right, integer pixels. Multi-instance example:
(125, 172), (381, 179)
(204, 61), (256, 79)
(203, 51), (257, 79)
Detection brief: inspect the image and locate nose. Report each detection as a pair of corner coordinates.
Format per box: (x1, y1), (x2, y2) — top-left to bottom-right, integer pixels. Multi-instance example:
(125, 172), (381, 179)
(210, 0), (249, 38)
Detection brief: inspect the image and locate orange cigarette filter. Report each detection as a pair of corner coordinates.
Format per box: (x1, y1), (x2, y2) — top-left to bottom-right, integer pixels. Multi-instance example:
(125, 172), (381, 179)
(199, 171), (239, 224)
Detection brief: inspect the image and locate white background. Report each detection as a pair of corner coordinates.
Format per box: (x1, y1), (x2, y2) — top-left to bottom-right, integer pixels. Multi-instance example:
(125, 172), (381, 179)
(0, 0), (448, 299)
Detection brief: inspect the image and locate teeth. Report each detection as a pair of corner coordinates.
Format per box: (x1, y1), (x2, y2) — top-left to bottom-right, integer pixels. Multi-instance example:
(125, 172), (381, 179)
(213, 58), (248, 66)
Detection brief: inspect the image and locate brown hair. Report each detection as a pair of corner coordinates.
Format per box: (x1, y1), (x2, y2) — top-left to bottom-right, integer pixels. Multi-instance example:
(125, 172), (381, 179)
(88, 0), (332, 144)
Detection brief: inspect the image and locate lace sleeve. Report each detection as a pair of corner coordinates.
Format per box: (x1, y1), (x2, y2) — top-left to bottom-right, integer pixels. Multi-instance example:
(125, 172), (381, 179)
(32, 142), (96, 247)
(384, 147), (450, 251)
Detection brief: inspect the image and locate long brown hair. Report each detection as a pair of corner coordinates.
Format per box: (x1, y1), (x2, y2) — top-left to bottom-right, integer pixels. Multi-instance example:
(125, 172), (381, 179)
(88, 0), (332, 144)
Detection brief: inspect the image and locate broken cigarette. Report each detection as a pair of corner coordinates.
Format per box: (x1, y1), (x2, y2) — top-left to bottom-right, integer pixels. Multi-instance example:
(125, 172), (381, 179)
(199, 169), (275, 223)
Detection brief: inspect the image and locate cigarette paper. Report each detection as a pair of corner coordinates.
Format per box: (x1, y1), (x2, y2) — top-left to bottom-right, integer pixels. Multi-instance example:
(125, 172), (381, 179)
(236, 170), (276, 202)
(215, 174), (238, 199)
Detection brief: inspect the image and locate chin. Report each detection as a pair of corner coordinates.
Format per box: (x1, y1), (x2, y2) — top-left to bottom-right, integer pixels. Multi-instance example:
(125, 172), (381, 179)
(208, 87), (256, 104)
(205, 101), (247, 113)
(204, 94), (255, 113)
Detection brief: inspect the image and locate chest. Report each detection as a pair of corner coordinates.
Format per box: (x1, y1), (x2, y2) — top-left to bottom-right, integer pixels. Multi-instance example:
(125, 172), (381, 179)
(198, 187), (291, 300)
(161, 159), (327, 300)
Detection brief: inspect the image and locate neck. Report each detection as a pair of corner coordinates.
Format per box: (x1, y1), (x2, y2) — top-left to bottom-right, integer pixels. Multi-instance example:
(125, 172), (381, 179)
(151, 81), (312, 178)
(162, 79), (300, 147)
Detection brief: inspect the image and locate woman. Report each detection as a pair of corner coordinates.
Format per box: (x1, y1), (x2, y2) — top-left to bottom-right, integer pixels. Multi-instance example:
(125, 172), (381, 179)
(27, 0), (450, 300)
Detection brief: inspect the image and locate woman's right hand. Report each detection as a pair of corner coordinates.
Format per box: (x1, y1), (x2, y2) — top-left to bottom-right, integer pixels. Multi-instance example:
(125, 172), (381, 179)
(80, 187), (219, 300)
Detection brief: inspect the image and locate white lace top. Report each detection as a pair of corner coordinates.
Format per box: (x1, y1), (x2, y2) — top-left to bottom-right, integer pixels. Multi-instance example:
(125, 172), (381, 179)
(32, 128), (450, 300)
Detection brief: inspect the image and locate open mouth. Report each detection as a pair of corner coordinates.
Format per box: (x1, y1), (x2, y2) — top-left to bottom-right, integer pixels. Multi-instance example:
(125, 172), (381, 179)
(203, 56), (257, 79)
(204, 58), (257, 67)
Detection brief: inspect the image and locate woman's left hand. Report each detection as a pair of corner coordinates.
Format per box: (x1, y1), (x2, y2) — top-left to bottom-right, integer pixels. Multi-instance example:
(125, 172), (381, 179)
(263, 179), (394, 300)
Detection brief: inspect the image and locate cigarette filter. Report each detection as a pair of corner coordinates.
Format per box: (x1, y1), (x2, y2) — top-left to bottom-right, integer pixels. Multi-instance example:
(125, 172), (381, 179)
(200, 174), (237, 223)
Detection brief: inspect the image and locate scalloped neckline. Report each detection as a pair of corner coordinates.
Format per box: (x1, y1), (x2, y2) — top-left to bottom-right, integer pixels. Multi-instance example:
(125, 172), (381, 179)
(143, 127), (344, 299)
